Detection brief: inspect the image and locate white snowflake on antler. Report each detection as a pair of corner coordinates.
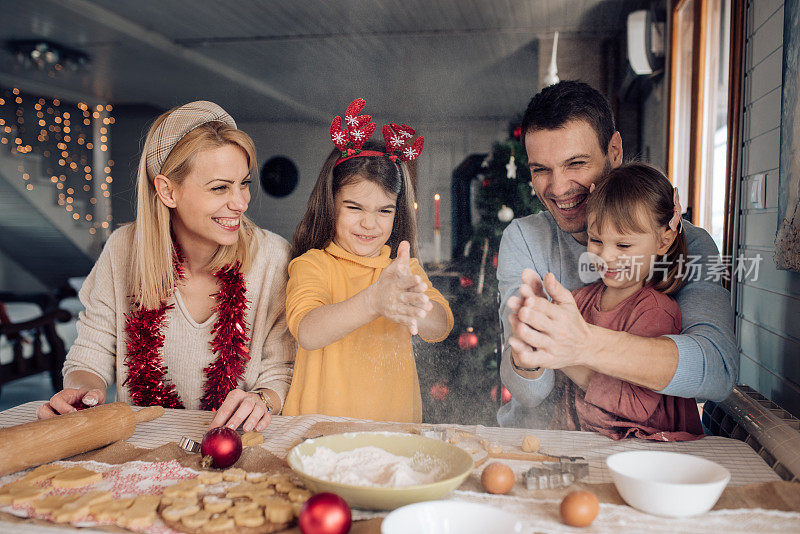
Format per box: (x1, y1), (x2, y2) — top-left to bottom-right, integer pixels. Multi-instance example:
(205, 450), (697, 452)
(403, 146), (419, 160)
(345, 115), (359, 128)
(389, 134), (405, 148)
(332, 131), (346, 145)
(399, 130), (413, 139)
(351, 129), (366, 141)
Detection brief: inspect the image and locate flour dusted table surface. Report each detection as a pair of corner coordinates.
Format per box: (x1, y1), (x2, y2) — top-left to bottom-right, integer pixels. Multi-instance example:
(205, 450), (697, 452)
(0, 401), (797, 533)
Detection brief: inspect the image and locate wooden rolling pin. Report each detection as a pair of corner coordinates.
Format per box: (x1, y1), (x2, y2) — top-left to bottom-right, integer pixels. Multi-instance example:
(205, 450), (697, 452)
(0, 402), (164, 476)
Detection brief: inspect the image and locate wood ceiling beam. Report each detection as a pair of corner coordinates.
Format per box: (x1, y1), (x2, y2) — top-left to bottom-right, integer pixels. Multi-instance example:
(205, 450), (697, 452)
(54, 0), (331, 122)
(175, 29), (617, 47)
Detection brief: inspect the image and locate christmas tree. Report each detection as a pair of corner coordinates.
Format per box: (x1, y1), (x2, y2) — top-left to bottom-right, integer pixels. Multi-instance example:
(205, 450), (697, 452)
(418, 122), (543, 425)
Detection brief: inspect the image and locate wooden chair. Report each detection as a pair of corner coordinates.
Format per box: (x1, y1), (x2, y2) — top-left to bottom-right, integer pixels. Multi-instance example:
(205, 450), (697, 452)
(0, 293), (71, 397)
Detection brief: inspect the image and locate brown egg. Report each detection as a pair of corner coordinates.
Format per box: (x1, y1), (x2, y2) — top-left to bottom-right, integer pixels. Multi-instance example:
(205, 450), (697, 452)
(559, 490), (599, 527)
(480, 462), (515, 494)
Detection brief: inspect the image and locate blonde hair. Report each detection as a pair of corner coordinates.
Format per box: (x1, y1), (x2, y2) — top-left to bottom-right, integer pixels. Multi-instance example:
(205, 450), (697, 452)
(130, 109), (258, 308)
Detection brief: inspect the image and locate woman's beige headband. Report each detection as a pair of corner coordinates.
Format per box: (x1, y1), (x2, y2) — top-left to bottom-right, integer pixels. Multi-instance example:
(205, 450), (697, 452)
(145, 100), (236, 179)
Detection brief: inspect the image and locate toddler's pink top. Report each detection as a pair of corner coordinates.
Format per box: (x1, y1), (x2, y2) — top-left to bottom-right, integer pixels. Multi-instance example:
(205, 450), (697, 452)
(551, 281), (704, 441)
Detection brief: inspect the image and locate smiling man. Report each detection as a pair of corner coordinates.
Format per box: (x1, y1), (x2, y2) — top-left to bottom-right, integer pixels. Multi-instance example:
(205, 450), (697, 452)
(496, 81), (737, 428)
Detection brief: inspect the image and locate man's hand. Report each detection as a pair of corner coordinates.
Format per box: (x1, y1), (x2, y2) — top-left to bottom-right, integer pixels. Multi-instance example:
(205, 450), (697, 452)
(508, 269), (599, 370)
(366, 241), (431, 335)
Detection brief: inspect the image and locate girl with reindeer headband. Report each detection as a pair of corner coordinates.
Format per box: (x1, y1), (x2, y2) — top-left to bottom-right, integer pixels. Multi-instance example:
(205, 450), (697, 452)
(283, 99), (454, 423)
(40, 102), (295, 433)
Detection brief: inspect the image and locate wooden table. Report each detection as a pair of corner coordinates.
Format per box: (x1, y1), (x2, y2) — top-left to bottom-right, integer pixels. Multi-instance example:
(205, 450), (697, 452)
(0, 401), (796, 533)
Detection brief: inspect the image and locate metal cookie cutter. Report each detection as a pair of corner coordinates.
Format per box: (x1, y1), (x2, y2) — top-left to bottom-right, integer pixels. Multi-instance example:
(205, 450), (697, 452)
(525, 457), (589, 490)
(179, 436), (201, 453)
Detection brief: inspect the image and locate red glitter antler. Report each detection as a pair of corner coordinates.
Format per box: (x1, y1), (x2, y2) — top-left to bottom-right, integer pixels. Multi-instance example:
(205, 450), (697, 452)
(382, 123), (425, 162)
(330, 98), (376, 155)
(344, 98), (366, 124)
(350, 123), (377, 151)
(330, 116), (347, 151)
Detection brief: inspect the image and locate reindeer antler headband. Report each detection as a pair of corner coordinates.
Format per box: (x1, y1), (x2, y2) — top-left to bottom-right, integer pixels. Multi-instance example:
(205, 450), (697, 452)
(330, 98), (425, 167)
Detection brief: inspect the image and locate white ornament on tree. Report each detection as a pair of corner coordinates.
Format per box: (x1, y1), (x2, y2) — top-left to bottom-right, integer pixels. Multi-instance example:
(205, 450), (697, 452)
(530, 181), (537, 197)
(505, 155), (517, 179)
(498, 205), (514, 222)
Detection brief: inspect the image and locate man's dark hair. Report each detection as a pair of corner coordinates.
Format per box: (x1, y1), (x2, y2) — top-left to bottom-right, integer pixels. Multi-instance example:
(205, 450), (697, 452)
(521, 81), (616, 154)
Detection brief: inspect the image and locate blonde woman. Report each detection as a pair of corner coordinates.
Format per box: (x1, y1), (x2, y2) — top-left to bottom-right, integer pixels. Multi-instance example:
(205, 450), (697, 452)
(37, 101), (295, 432)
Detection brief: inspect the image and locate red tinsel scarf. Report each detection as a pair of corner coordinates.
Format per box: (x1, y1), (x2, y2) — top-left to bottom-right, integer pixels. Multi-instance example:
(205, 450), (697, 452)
(123, 256), (250, 411)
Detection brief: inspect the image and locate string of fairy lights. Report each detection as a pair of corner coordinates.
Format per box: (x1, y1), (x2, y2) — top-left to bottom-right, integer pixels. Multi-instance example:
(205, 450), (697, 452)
(0, 86), (113, 237)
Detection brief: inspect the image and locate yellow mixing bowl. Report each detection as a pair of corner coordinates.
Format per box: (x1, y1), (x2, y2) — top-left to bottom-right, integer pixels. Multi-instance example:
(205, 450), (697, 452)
(287, 431), (474, 510)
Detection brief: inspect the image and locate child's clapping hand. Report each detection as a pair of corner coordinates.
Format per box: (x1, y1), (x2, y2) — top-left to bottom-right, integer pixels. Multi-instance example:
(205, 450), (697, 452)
(368, 241), (432, 335)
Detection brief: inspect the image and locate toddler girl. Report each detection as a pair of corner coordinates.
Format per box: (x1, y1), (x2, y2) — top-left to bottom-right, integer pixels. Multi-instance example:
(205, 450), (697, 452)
(552, 162), (704, 440)
(282, 99), (454, 423)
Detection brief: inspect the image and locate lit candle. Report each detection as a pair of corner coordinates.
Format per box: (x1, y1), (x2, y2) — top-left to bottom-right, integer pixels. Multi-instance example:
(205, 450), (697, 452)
(433, 194), (442, 265)
(434, 229), (441, 265)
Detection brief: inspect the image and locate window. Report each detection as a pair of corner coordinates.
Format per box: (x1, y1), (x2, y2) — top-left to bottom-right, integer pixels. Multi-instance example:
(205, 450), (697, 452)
(668, 0), (695, 208)
(667, 0), (733, 251)
(699, 0), (731, 250)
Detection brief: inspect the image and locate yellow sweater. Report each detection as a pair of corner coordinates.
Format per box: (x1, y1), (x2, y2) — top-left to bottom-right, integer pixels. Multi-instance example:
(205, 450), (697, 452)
(283, 242), (454, 422)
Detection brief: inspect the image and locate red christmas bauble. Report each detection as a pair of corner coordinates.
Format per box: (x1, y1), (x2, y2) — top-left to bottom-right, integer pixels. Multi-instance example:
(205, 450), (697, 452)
(430, 382), (450, 401)
(492, 254), (499, 269)
(458, 329), (479, 350)
(200, 427), (242, 468)
(459, 276), (474, 288)
(491, 385), (512, 404)
(298, 492), (352, 534)
(482, 178), (490, 188)
(513, 126), (522, 139)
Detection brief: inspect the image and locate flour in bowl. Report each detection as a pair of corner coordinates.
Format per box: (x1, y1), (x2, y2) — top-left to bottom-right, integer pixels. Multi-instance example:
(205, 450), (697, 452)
(298, 446), (449, 487)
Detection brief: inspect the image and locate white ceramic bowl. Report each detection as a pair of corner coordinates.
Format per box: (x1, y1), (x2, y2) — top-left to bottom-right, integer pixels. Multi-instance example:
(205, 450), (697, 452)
(381, 501), (525, 534)
(606, 451), (730, 517)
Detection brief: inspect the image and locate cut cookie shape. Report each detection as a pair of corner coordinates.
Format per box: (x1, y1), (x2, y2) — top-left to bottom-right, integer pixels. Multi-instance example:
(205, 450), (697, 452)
(89, 497), (135, 522)
(21, 464), (66, 484)
(51, 466), (102, 488)
(241, 432), (264, 447)
(118, 494), (161, 529)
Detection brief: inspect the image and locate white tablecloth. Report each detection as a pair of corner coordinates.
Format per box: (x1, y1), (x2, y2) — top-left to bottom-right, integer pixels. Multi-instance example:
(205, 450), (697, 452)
(0, 401), (796, 534)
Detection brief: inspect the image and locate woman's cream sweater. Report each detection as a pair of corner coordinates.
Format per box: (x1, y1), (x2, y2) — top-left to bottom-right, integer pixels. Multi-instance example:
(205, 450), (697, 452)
(63, 224), (296, 409)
